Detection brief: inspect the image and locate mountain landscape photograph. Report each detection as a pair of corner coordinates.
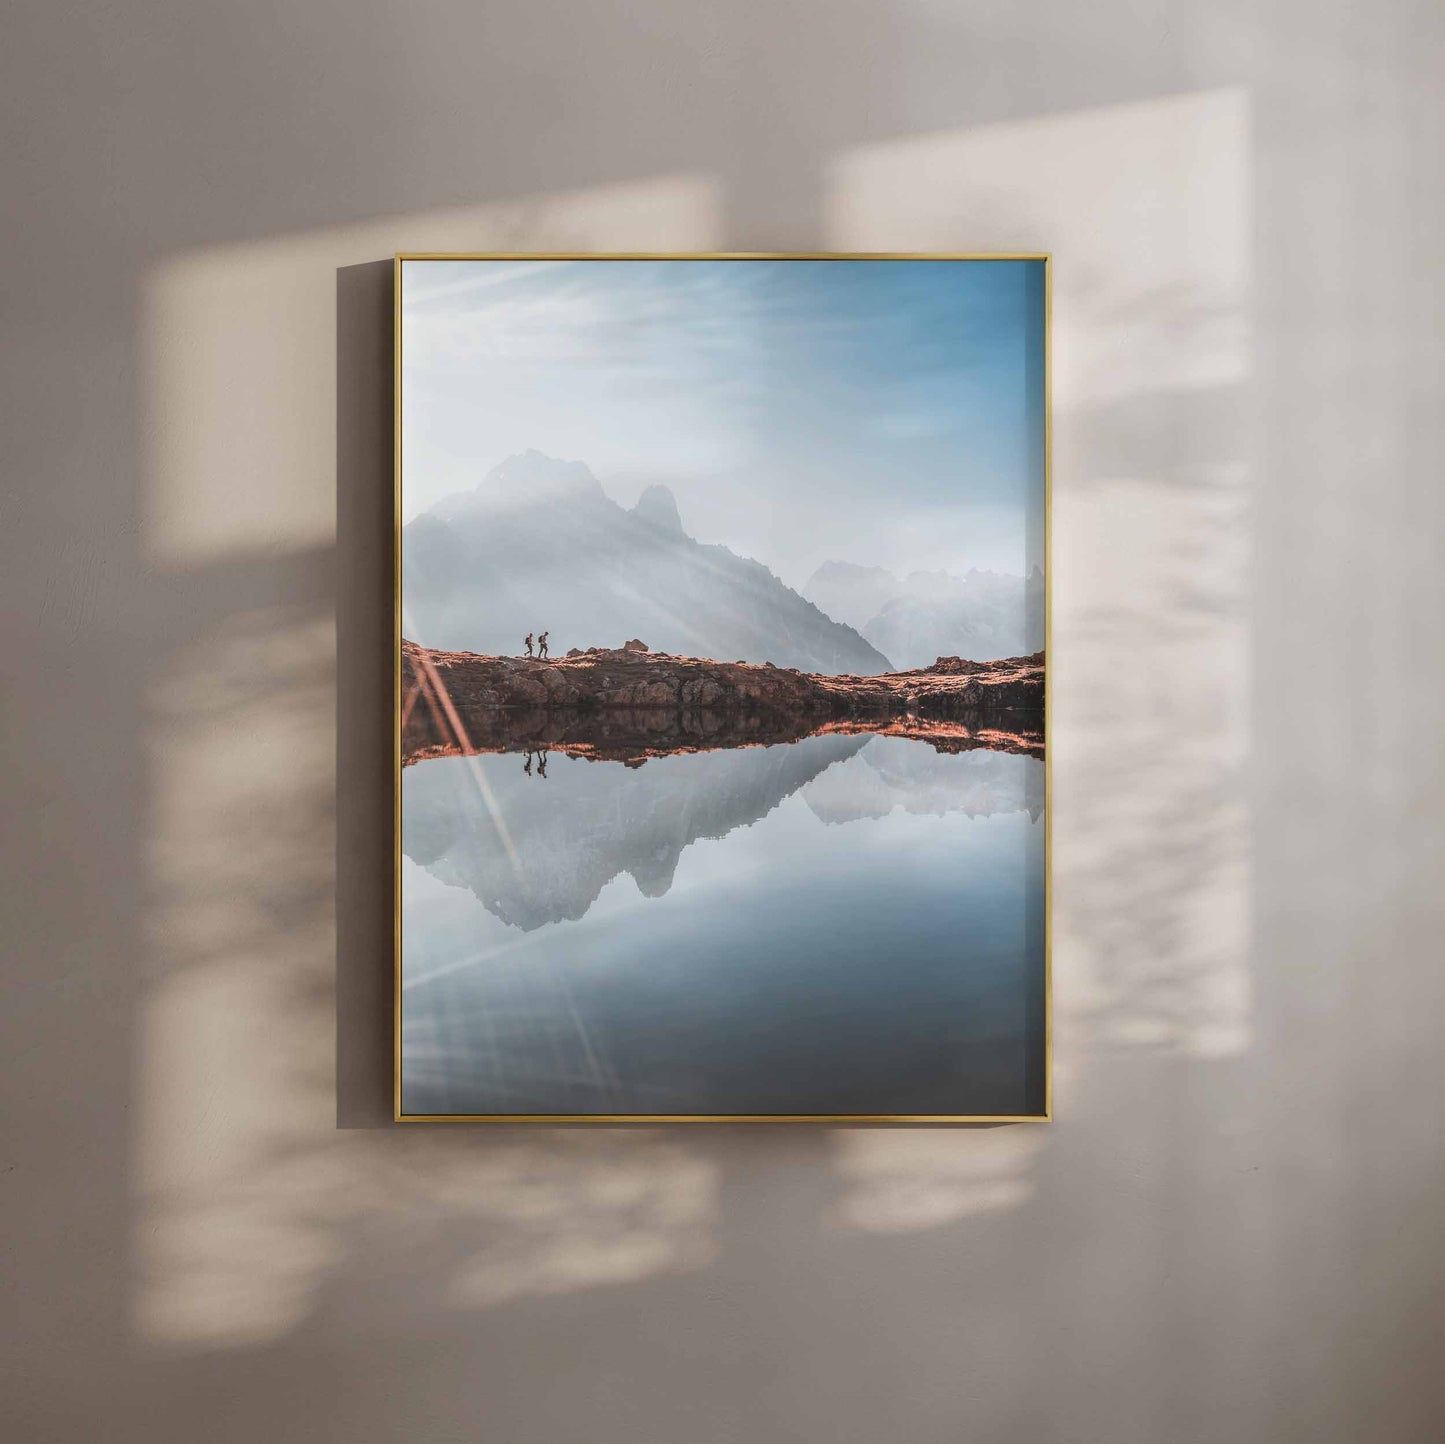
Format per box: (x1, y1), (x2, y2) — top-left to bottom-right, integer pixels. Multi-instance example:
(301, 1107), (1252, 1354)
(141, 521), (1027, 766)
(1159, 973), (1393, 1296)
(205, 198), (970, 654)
(398, 255), (1049, 1119)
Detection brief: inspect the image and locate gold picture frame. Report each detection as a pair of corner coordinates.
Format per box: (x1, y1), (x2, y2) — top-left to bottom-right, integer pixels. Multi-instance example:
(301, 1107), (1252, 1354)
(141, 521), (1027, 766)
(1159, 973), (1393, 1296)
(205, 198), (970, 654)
(393, 252), (1051, 1123)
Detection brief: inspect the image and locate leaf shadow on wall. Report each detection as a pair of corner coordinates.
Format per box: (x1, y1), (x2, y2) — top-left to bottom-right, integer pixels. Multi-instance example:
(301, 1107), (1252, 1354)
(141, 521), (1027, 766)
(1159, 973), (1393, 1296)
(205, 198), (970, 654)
(128, 94), (1262, 1444)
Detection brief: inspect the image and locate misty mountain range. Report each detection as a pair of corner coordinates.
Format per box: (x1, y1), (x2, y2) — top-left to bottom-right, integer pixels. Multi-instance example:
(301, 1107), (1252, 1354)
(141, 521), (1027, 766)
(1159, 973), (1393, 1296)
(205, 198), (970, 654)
(803, 560), (1045, 672)
(404, 451), (1040, 673)
(404, 451), (891, 674)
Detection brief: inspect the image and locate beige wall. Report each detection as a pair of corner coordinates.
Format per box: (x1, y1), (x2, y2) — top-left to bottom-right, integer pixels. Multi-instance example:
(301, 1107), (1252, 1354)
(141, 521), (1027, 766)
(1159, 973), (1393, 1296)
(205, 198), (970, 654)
(3, 3), (1442, 1440)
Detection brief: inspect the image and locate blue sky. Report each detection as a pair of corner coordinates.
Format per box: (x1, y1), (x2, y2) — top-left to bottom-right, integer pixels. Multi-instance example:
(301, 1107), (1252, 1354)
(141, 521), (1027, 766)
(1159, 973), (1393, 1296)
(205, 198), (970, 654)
(401, 258), (1045, 588)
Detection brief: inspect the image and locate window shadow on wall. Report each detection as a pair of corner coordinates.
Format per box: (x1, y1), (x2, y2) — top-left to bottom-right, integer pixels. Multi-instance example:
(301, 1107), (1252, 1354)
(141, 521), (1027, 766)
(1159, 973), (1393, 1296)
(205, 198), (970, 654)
(123, 104), (1259, 1444)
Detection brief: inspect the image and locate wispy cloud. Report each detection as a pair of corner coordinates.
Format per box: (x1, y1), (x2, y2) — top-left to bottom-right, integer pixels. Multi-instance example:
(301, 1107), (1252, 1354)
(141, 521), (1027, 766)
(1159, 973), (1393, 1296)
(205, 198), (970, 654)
(400, 258), (1045, 579)
(402, 258), (568, 307)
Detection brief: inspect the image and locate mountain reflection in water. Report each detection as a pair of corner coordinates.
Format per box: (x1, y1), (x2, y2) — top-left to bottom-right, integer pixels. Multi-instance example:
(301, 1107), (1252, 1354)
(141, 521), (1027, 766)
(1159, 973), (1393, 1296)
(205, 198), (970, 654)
(401, 722), (1046, 1117)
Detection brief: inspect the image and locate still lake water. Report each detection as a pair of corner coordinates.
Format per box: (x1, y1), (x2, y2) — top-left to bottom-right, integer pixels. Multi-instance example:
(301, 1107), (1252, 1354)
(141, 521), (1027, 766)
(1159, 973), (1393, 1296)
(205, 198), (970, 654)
(401, 732), (1046, 1116)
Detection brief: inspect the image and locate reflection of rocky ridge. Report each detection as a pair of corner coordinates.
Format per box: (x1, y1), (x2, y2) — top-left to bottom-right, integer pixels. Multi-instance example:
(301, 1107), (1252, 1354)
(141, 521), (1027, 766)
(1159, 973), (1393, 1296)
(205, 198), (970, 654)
(403, 639), (1043, 738)
(407, 705), (821, 767)
(405, 451), (891, 673)
(404, 703), (1043, 769)
(803, 736), (1045, 825)
(404, 732), (869, 932)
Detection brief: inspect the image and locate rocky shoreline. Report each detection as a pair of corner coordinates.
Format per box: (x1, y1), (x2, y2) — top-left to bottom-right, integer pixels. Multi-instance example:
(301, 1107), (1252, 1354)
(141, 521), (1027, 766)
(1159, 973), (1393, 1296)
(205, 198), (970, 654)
(402, 639), (1043, 765)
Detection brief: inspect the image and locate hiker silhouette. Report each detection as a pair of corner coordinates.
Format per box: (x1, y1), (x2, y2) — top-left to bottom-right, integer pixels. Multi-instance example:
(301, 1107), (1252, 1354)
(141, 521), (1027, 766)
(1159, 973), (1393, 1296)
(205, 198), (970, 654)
(524, 632), (534, 658)
(538, 630), (549, 659)
(537, 748), (549, 779)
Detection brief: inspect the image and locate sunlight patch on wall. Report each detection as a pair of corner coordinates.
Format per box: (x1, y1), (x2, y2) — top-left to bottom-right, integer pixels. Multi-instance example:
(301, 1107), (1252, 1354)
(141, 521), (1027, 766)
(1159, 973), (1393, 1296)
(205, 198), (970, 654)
(824, 90), (1253, 1216)
(140, 174), (721, 565)
(437, 1136), (718, 1310)
(134, 177), (723, 1349)
(828, 1128), (1045, 1233)
(136, 608), (343, 1346)
(827, 90), (1248, 408)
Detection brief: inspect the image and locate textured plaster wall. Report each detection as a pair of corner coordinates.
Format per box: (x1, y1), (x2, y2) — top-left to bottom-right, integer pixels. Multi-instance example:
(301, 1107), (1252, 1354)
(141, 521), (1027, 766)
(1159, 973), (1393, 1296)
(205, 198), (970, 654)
(3, 4), (1442, 1441)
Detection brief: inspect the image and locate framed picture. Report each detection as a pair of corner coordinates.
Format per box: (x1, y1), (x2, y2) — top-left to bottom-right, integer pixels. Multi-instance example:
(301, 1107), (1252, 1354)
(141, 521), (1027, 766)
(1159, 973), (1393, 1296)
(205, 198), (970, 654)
(395, 253), (1049, 1122)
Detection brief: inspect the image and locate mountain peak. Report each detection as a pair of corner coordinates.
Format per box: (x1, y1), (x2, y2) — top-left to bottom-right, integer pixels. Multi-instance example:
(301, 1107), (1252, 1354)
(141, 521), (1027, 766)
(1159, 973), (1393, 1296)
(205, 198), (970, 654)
(632, 483), (684, 535)
(426, 450), (609, 521)
(484, 450), (607, 505)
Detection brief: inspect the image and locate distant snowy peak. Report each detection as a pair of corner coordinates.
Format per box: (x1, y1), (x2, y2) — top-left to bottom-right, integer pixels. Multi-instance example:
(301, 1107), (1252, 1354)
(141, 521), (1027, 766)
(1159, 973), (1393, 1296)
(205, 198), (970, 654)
(808, 560), (896, 586)
(803, 558), (1044, 668)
